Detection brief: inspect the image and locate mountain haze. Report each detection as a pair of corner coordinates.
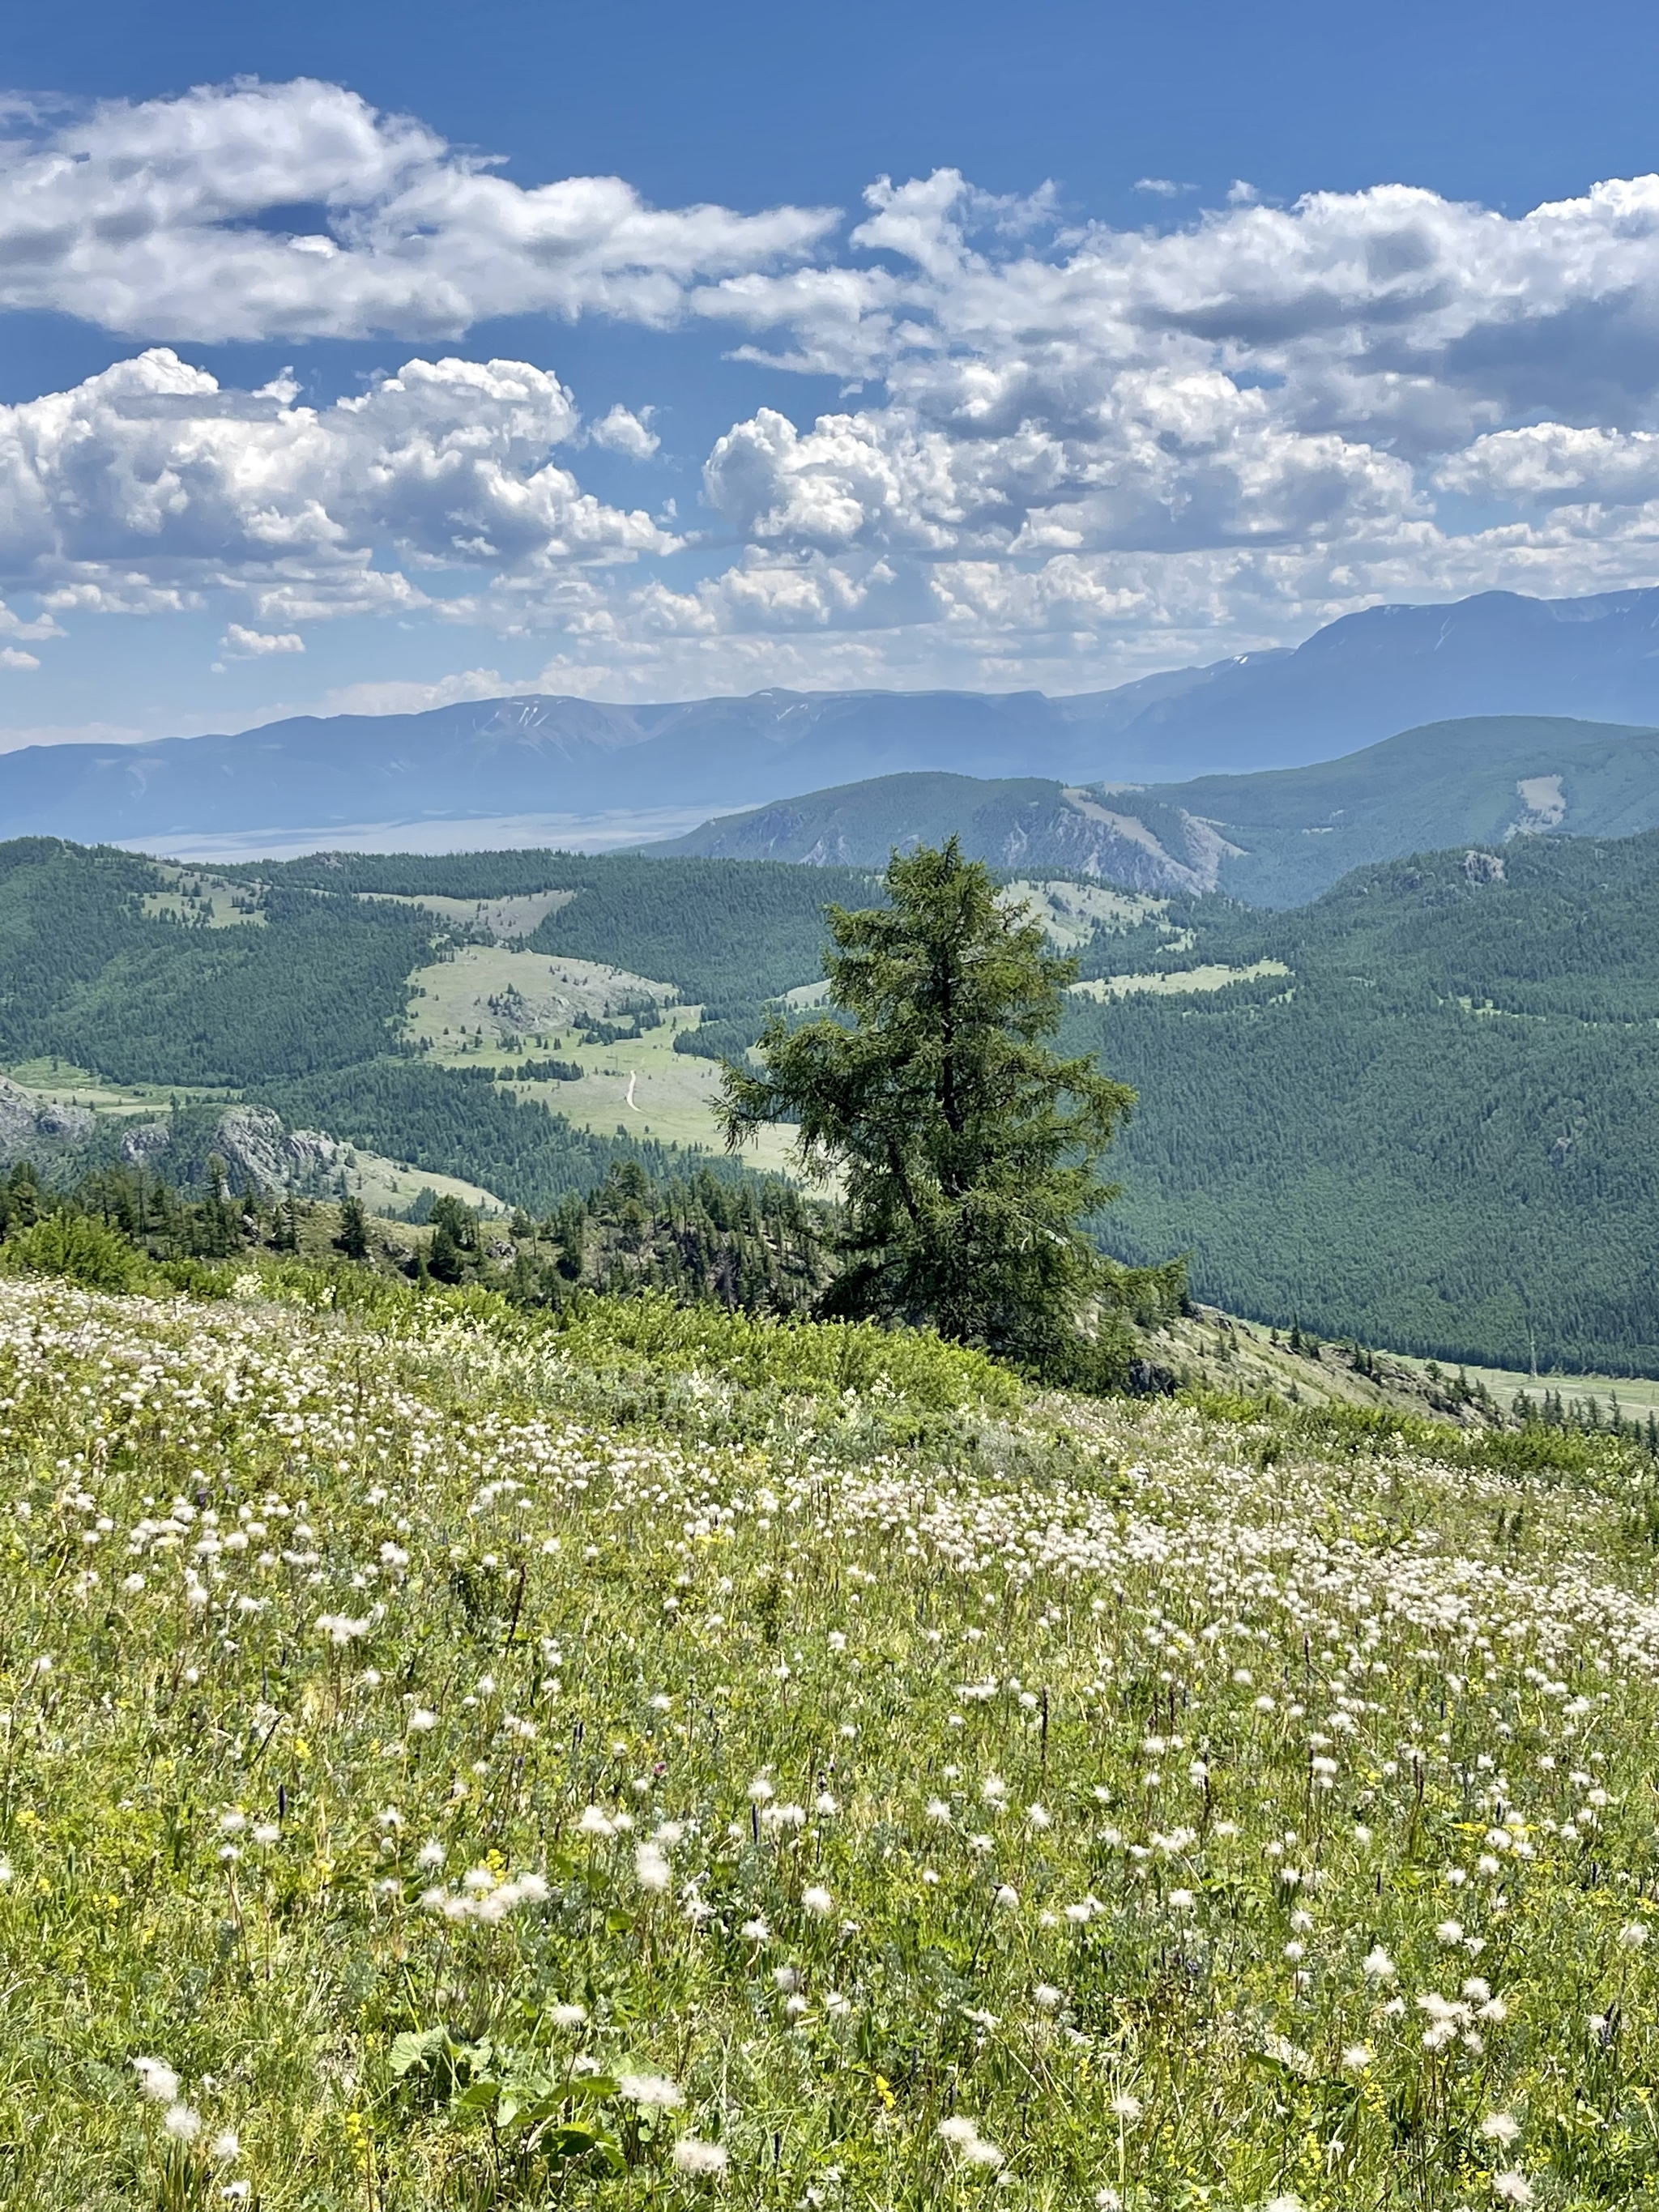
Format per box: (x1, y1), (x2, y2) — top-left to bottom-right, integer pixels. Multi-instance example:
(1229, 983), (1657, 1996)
(0, 586), (1653, 846)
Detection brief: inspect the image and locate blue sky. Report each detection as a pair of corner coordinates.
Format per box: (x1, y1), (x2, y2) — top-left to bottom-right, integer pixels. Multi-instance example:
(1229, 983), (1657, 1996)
(2, 0), (1656, 746)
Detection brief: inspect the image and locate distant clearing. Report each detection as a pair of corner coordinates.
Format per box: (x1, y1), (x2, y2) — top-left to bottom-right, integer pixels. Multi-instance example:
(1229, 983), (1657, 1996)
(1070, 960), (1291, 1000)
(485, 1009), (802, 1179)
(360, 887), (575, 938)
(408, 956), (802, 1178)
(139, 864), (265, 928)
(404, 944), (677, 1045)
(1003, 877), (1171, 946)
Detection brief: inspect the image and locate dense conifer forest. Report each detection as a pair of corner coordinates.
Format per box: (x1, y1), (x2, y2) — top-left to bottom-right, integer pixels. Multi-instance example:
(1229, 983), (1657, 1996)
(1, 828), (1654, 1375)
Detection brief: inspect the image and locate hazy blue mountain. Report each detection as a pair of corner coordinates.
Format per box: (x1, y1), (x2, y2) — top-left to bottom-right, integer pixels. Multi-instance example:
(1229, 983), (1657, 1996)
(0, 586), (1652, 845)
(654, 715), (1659, 906)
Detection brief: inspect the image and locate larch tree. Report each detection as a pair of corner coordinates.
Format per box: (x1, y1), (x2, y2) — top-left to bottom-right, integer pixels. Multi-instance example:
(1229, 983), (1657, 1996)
(718, 839), (1142, 1375)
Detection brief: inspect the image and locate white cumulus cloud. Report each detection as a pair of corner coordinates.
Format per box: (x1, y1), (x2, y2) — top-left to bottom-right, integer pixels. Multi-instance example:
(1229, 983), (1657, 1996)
(589, 405), (661, 459)
(0, 108), (1656, 697)
(0, 79), (836, 342)
(0, 347), (678, 627)
(222, 624), (305, 656)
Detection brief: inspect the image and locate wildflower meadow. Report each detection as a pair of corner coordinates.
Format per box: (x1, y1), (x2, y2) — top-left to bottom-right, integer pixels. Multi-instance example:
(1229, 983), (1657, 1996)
(2, 1268), (1659, 2209)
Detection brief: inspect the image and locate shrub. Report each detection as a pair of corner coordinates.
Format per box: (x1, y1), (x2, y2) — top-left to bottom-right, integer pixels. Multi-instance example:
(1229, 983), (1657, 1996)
(0, 1210), (147, 1293)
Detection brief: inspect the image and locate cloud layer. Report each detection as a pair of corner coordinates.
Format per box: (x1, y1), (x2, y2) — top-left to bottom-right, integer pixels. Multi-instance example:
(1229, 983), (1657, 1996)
(1, 80), (1655, 698)
(1, 347), (673, 631)
(0, 79), (832, 339)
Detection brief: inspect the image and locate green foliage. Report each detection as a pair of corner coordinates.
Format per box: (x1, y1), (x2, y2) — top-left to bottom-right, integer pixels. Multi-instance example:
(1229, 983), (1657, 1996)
(505, 1057), (583, 1082)
(0, 1208), (146, 1292)
(529, 1162), (830, 1317)
(333, 1194), (371, 1261)
(672, 1019), (757, 1063)
(1074, 828), (1659, 1373)
(722, 841), (1140, 1375)
(547, 1285), (1021, 1410)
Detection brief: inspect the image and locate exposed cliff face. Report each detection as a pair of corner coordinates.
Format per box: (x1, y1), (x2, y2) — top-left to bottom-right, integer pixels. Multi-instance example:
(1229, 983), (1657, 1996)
(662, 776), (1246, 894)
(0, 1076), (94, 1161)
(115, 1106), (343, 1193)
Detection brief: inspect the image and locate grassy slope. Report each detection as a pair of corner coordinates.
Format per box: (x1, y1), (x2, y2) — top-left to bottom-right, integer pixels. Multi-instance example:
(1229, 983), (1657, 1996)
(1137, 714), (1659, 906)
(4, 1273), (1659, 2208)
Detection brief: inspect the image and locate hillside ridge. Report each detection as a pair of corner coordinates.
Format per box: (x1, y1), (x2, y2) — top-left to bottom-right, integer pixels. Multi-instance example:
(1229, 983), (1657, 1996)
(0, 585), (1653, 846)
(655, 713), (1659, 906)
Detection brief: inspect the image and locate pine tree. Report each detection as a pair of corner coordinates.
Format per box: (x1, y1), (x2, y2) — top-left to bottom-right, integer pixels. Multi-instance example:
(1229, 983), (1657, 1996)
(718, 839), (1137, 1373)
(334, 1196), (370, 1262)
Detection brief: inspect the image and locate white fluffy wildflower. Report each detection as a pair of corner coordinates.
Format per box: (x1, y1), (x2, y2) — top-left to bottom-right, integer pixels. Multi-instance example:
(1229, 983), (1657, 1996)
(635, 1843), (672, 1894)
(164, 2104), (203, 2143)
(672, 2138), (730, 2176)
(801, 1885), (834, 1916)
(1481, 2114), (1522, 2146)
(618, 2073), (684, 2109)
(937, 2115), (1003, 2169)
(316, 1613), (373, 1647)
(132, 2057), (180, 2104)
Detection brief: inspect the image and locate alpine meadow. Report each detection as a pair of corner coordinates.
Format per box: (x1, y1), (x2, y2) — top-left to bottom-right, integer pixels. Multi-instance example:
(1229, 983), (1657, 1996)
(3, 8), (1659, 2210)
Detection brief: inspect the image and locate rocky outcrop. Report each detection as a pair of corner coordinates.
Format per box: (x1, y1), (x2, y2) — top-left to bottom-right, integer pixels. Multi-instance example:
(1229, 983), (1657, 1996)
(118, 1106), (344, 1193)
(0, 1076), (94, 1161)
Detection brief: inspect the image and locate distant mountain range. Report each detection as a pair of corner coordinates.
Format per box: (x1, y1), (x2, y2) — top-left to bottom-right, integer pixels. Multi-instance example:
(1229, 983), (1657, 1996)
(0, 586), (1653, 847)
(655, 714), (1659, 906)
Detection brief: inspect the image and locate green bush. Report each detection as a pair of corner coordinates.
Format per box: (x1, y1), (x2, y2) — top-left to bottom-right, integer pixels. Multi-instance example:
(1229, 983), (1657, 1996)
(549, 1289), (1023, 1411)
(0, 1210), (147, 1293)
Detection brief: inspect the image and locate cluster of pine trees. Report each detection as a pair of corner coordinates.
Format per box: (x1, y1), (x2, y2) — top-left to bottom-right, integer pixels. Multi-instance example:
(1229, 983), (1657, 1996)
(0, 1154), (832, 1320)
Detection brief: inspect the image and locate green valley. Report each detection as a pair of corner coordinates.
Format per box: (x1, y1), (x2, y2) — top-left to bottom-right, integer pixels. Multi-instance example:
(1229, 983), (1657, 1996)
(1, 822), (1656, 1377)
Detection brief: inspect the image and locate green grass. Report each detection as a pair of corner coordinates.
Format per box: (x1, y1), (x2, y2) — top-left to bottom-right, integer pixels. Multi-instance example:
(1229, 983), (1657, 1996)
(4, 1272), (1659, 2209)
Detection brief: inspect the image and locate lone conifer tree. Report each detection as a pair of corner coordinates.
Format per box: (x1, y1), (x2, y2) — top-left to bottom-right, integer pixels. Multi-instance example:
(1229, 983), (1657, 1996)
(334, 1195), (371, 1262)
(718, 839), (1137, 1370)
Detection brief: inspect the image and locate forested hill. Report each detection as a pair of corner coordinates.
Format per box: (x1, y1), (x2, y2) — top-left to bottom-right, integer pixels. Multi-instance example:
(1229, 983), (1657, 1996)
(0, 841), (867, 1217)
(1072, 829), (1659, 1374)
(0, 841), (869, 1086)
(0, 828), (1655, 1375)
(263, 849), (876, 1007)
(656, 713), (1659, 906)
